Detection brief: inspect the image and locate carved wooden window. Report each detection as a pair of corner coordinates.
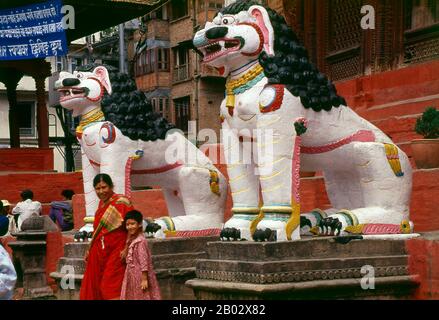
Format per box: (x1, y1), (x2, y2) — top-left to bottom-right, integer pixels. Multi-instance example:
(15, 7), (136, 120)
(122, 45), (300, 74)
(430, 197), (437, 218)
(403, 0), (439, 64)
(325, 0), (363, 81)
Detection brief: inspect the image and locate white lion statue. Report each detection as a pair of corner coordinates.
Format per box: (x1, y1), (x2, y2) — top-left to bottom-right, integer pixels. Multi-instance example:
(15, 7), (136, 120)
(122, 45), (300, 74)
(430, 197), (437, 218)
(194, 0), (413, 241)
(55, 64), (227, 236)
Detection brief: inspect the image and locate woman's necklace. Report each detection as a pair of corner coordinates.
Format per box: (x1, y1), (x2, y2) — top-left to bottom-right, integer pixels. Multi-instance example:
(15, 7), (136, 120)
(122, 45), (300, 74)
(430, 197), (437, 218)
(225, 63), (265, 113)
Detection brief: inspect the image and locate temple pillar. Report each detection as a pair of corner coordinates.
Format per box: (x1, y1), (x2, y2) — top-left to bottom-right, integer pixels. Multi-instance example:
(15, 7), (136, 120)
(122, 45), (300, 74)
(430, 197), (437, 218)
(3, 70), (23, 148)
(34, 76), (49, 149)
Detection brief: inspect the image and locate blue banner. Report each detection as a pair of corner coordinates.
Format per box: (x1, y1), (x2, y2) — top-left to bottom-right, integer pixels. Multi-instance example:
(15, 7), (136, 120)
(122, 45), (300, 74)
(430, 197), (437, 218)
(0, 0), (68, 60)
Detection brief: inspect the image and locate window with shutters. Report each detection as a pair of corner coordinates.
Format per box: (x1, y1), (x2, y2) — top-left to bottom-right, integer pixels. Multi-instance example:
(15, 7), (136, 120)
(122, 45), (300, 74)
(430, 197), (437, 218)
(403, 0), (439, 65)
(174, 96), (190, 132)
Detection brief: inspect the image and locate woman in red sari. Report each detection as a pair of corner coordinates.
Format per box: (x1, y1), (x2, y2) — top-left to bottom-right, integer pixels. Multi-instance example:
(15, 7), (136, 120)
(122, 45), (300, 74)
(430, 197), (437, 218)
(80, 174), (134, 300)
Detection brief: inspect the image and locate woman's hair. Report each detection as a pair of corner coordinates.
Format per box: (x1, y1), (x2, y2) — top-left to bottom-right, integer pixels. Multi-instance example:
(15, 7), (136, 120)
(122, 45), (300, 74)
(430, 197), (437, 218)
(21, 189), (34, 201)
(93, 174), (114, 188)
(124, 210), (144, 225)
(61, 189), (75, 200)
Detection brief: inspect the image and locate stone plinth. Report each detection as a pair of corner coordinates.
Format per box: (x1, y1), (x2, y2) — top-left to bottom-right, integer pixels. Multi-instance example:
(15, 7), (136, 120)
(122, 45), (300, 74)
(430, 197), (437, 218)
(186, 237), (420, 300)
(51, 236), (219, 300)
(8, 216), (58, 300)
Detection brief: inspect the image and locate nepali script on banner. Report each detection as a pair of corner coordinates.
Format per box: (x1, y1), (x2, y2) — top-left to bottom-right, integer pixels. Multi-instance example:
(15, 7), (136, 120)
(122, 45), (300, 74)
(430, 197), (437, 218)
(0, 0), (67, 61)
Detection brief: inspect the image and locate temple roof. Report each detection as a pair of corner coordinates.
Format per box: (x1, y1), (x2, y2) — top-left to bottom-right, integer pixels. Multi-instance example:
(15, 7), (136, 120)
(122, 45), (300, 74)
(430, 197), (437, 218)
(0, 0), (167, 41)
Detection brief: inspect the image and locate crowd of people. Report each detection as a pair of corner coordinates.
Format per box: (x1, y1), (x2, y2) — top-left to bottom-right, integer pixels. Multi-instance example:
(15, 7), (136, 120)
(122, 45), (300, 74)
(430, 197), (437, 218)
(0, 173), (161, 301)
(0, 189), (75, 237)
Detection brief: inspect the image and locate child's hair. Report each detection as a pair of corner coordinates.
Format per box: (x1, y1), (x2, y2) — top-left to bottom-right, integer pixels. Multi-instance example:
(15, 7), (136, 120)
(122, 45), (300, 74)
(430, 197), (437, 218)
(124, 210), (144, 225)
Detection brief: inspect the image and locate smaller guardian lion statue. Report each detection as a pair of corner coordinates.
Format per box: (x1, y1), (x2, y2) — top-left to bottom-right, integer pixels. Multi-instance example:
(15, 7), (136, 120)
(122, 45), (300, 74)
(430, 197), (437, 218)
(55, 64), (227, 236)
(194, 0), (414, 241)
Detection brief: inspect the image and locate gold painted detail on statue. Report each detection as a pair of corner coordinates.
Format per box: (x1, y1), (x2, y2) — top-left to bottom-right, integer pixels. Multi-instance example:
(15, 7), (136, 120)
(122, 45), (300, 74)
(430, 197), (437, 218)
(286, 201), (301, 240)
(76, 108), (105, 136)
(261, 206), (293, 214)
(225, 64), (265, 109)
(232, 207), (260, 214)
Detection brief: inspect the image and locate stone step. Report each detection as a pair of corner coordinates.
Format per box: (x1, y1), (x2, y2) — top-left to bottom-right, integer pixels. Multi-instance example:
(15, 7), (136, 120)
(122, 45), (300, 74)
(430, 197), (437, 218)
(195, 255), (409, 285)
(196, 254), (409, 275)
(58, 241), (214, 276)
(153, 252), (207, 271)
(63, 242), (89, 258)
(206, 238), (407, 261)
(56, 257), (85, 275)
(186, 275), (420, 300)
(63, 236), (219, 259)
(148, 236), (219, 255)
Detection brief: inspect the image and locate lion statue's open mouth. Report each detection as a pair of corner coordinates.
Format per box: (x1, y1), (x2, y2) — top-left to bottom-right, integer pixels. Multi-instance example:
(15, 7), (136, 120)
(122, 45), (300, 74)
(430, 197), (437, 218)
(199, 38), (242, 62)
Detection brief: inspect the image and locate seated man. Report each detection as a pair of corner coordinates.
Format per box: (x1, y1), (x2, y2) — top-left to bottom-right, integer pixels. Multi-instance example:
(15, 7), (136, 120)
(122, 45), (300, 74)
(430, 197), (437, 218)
(12, 190), (42, 231)
(0, 244), (17, 300)
(0, 200), (17, 237)
(49, 189), (75, 232)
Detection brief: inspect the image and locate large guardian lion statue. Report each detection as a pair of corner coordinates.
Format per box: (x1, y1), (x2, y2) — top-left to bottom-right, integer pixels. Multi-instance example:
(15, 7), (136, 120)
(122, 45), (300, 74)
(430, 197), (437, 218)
(55, 64), (227, 236)
(194, 0), (413, 241)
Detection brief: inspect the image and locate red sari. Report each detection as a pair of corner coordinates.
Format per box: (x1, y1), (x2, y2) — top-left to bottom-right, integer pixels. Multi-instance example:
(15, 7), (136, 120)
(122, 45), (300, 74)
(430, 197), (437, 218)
(80, 194), (134, 300)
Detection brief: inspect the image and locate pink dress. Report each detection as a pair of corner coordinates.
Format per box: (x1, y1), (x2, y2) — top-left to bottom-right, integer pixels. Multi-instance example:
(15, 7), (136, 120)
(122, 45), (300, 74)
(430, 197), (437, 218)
(120, 234), (161, 300)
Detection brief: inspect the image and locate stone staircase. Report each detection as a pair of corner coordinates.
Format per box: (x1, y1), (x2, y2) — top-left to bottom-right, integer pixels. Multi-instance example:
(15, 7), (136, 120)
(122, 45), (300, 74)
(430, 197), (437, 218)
(186, 237), (420, 300)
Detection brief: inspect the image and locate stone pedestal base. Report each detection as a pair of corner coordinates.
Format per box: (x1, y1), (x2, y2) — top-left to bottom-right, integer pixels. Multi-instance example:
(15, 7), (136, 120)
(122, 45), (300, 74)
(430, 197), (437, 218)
(51, 236), (219, 300)
(186, 237), (420, 300)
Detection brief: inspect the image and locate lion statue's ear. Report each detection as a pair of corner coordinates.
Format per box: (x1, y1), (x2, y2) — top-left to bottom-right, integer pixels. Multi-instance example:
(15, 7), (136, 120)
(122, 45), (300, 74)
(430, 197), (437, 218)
(248, 5), (275, 56)
(93, 66), (112, 95)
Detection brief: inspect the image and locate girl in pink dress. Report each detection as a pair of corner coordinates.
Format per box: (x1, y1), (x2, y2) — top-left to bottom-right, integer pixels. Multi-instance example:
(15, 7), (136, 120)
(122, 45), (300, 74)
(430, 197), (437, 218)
(120, 210), (161, 300)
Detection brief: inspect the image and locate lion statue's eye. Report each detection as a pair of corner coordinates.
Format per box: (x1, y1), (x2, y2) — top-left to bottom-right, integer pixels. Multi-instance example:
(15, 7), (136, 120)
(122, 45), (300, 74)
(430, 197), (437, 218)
(76, 73), (83, 79)
(222, 16), (235, 25)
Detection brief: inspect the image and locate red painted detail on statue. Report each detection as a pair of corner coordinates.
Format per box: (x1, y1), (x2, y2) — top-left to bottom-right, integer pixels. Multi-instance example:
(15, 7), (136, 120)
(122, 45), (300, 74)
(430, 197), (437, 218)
(76, 132), (83, 140)
(362, 224), (402, 234)
(260, 84), (285, 113)
(131, 162), (183, 175)
(238, 22), (264, 57)
(228, 106), (234, 116)
(100, 122), (116, 145)
(85, 77), (105, 102)
(125, 157), (134, 198)
(216, 67), (225, 76)
(292, 118), (307, 203)
(301, 130), (375, 154)
(89, 159), (101, 167)
(167, 228), (221, 238)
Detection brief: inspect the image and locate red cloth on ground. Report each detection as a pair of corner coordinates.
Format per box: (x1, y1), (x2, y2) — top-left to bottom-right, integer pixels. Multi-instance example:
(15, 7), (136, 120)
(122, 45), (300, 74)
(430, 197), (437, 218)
(79, 194), (134, 300)
(120, 233), (161, 300)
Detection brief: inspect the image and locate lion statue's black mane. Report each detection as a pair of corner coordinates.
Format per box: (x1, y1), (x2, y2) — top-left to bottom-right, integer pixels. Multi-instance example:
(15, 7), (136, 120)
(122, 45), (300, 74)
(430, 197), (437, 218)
(76, 64), (175, 142)
(219, 0), (346, 112)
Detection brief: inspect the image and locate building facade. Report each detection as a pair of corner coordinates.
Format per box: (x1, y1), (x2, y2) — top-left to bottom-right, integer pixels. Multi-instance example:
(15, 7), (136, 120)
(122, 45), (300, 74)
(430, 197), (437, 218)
(132, 0), (227, 141)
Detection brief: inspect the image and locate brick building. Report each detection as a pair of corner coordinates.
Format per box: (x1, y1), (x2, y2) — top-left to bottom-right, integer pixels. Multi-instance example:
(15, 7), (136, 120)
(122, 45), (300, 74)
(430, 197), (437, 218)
(132, 0), (228, 140)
